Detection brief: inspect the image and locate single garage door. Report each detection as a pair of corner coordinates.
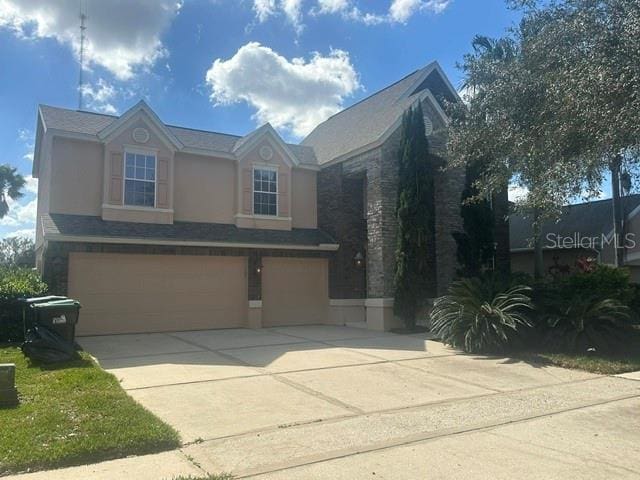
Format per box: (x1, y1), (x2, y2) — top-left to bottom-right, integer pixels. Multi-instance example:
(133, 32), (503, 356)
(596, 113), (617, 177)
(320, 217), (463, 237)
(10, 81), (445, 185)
(68, 253), (247, 335)
(262, 257), (329, 327)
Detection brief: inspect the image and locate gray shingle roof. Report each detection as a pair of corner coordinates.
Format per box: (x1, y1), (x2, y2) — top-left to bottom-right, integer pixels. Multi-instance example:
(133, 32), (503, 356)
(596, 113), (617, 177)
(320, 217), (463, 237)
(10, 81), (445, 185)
(302, 61), (455, 165)
(44, 214), (336, 248)
(38, 105), (318, 166)
(510, 195), (640, 250)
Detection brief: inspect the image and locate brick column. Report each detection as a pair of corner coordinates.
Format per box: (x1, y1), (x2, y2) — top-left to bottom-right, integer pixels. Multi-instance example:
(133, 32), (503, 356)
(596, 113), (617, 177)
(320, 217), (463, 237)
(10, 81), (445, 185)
(366, 130), (401, 299)
(318, 164), (367, 299)
(434, 164), (465, 295)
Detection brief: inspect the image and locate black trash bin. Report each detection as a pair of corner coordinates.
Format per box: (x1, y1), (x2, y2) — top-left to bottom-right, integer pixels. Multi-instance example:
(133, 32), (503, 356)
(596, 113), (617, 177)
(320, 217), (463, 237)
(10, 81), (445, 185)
(29, 299), (81, 343)
(8, 296), (68, 342)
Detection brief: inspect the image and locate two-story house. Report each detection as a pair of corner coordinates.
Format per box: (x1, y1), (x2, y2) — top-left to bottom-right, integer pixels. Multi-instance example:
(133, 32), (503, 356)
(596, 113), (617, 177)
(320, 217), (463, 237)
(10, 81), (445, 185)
(33, 61), (463, 336)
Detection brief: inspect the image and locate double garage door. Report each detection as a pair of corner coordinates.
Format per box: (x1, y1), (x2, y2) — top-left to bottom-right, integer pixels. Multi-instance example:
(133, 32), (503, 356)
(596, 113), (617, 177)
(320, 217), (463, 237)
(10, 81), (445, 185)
(68, 252), (328, 336)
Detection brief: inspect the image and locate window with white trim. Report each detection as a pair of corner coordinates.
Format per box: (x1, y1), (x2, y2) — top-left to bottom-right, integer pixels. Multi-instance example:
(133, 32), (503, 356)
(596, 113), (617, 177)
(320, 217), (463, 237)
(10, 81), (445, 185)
(253, 167), (277, 216)
(124, 150), (156, 207)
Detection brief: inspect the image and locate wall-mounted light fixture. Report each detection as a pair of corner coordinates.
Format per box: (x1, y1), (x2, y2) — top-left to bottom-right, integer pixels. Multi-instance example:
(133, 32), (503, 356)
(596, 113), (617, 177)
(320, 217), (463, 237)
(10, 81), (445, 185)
(354, 252), (364, 268)
(256, 258), (263, 274)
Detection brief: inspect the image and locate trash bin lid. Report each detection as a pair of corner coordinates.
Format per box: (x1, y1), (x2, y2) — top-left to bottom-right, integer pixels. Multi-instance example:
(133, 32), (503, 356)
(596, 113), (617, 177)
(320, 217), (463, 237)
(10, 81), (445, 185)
(23, 296), (68, 304)
(30, 299), (81, 309)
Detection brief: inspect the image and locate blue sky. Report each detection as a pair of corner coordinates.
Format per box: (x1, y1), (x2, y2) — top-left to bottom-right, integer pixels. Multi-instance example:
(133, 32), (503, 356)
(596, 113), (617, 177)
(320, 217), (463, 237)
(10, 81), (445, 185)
(0, 0), (529, 239)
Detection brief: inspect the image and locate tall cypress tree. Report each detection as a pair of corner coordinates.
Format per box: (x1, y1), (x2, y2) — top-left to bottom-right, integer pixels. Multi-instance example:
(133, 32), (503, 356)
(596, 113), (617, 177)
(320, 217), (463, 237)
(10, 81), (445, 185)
(394, 104), (436, 328)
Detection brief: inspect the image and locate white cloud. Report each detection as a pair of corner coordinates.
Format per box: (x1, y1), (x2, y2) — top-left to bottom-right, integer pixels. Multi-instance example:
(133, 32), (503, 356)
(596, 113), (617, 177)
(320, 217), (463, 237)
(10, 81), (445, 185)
(282, 0), (303, 31)
(313, 0), (451, 24)
(253, 0), (277, 22)
(316, 0), (350, 14)
(205, 42), (360, 138)
(0, 197), (37, 227)
(253, 0), (304, 32)
(312, 0), (383, 24)
(18, 128), (32, 142)
(0, 0), (182, 80)
(81, 78), (118, 114)
(508, 184), (529, 203)
(24, 175), (38, 195)
(3, 228), (35, 240)
(389, 0), (421, 22)
(18, 128), (35, 162)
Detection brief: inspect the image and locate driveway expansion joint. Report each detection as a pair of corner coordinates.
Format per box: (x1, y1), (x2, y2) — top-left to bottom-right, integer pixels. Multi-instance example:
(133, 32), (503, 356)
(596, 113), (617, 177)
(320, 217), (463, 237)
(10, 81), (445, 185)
(272, 374), (365, 415)
(233, 392), (640, 479)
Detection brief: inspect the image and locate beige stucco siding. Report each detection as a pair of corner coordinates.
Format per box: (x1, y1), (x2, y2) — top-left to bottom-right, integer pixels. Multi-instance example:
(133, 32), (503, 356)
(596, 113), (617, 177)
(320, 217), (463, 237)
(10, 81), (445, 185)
(42, 123), (319, 231)
(49, 137), (103, 216)
(69, 253), (248, 335)
(173, 153), (236, 223)
(292, 169), (318, 229)
(262, 257), (329, 326)
(35, 136), (51, 250)
(102, 116), (175, 223)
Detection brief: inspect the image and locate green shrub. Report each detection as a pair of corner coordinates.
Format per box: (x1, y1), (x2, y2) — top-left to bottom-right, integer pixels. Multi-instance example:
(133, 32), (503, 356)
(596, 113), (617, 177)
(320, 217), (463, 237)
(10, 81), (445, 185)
(0, 266), (48, 343)
(629, 284), (640, 323)
(430, 276), (534, 353)
(541, 295), (631, 353)
(558, 265), (634, 305)
(0, 266), (47, 300)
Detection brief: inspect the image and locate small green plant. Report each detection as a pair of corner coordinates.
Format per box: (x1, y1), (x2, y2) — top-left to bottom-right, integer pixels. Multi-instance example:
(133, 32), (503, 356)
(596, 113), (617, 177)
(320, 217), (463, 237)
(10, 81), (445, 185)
(542, 296), (631, 353)
(627, 283), (640, 323)
(394, 104), (439, 328)
(430, 277), (534, 353)
(0, 266), (48, 343)
(560, 265), (635, 305)
(0, 266), (47, 300)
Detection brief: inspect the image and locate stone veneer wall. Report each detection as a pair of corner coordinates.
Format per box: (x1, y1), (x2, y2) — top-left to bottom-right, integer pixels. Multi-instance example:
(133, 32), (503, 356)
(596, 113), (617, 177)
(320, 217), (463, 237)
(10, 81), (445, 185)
(366, 128), (402, 298)
(317, 163), (367, 299)
(423, 98), (465, 296)
(42, 241), (331, 301)
(320, 97), (465, 301)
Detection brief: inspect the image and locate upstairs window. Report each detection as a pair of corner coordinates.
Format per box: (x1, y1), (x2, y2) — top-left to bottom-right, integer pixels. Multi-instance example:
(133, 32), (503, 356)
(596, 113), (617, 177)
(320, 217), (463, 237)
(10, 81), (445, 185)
(253, 167), (277, 216)
(124, 150), (156, 208)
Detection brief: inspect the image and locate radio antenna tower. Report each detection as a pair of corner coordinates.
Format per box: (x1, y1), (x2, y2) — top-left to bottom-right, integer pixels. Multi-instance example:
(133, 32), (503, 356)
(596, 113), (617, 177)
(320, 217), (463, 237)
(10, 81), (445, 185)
(78, 0), (87, 110)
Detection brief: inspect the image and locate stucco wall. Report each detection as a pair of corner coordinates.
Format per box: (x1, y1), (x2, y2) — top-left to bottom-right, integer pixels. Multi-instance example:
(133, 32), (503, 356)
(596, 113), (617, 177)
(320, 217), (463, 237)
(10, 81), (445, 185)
(292, 168), (318, 229)
(173, 152), (236, 224)
(102, 116), (174, 224)
(49, 137), (103, 216)
(44, 131), (318, 230)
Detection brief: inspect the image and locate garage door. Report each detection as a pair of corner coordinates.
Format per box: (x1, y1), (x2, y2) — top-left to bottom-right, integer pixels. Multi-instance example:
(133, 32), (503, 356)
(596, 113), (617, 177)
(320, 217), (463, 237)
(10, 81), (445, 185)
(68, 253), (247, 335)
(262, 257), (329, 327)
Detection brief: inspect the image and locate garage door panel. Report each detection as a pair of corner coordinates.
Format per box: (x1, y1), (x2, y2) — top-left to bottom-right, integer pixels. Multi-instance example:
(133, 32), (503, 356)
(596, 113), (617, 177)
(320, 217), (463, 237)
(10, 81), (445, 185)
(69, 253), (247, 335)
(262, 257), (329, 327)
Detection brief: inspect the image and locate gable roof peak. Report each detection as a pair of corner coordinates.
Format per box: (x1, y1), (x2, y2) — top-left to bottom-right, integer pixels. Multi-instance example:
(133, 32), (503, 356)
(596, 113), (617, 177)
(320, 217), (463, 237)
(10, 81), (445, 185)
(96, 99), (183, 150)
(302, 60), (459, 165)
(233, 123), (299, 166)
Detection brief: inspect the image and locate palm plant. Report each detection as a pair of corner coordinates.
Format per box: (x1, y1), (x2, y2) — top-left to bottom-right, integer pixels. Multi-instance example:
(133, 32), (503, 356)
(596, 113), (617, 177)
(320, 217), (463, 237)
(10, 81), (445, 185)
(430, 277), (533, 353)
(543, 296), (631, 353)
(0, 165), (25, 219)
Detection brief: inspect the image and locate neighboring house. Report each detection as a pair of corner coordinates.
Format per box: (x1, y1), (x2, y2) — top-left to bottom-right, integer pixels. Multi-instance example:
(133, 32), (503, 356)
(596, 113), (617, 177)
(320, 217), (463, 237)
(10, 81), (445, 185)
(510, 195), (640, 282)
(32, 61), (463, 335)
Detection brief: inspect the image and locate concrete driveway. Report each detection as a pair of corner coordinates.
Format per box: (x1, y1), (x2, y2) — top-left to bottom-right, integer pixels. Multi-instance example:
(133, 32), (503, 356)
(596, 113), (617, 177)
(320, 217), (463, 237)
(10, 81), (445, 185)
(79, 325), (640, 479)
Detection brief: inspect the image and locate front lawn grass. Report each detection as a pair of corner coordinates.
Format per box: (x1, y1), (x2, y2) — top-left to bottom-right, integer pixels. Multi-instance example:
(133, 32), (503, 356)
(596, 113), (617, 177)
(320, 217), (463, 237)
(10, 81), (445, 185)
(514, 326), (640, 375)
(0, 346), (180, 475)
(520, 350), (640, 375)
